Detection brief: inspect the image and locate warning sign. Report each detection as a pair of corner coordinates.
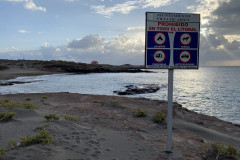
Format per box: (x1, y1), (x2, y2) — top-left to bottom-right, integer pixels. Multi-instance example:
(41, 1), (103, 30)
(147, 31), (170, 48)
(154, 50), (166, 63)
(154, 32), (166, 45)
(145, 12), (200, 69)
(174, 50), (198, 67)
(146, 49), (170, 68)
(179, 51), (191, 63)
(180, 33), (191, 45)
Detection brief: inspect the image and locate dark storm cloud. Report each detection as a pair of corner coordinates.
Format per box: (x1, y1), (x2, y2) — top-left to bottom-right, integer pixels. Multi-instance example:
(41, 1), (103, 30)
(209, 0), (240, 35)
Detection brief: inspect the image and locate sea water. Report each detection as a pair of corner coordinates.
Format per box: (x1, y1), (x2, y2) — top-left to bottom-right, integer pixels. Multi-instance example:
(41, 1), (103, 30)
(0, 66), (239, 124)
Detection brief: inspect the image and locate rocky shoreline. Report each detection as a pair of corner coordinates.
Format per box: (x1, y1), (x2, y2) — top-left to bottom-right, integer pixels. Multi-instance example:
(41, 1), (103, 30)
(113, 84), (163, 95)
(0, 59), (148, 75)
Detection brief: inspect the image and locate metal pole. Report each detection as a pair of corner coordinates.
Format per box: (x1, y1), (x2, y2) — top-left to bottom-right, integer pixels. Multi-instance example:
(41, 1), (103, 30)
(166, 68), (174, 152)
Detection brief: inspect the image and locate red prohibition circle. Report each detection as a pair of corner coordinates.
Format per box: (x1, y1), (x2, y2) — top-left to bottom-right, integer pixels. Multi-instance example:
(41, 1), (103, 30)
(179, 50), (191, 63)
(180, 33), (191, 46)
(154, 32), (166, 45)
(154, 50), (166, 63)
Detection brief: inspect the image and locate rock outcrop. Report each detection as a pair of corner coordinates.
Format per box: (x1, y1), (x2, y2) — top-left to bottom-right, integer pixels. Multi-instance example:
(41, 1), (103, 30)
(113, 84), (163, 95)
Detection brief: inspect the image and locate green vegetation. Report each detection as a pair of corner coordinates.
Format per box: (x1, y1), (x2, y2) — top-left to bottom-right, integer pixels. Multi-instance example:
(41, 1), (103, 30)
(20, 129), (53, 147)
(25, 97), (31, 101)
(34, 126), (44, 132)
(23, 102), (38, 109)
(41, 96), (49, 105)
(134, 109), (147, 117)
(44, 113), (59, 121)
(43, 102), (49, 105)
(109, 101), (119, 106)
(0, 112), (16, 121)
(8, 139), (17, 149)
(200, 142), (240, 160)
(63, 114), (80, 124)
(0, 147), (5, 160)
(44, 122), (51, 127)
(0, 99), (38, 109)
(3, 99), (9, 103)
(34, 121), (50, 132)
(42, 96), (48, 99)
(0, 65), (9, 71)
(152, 113), (166, 123)
(93, 100), (120, 107)
(93, 100), (107, 106)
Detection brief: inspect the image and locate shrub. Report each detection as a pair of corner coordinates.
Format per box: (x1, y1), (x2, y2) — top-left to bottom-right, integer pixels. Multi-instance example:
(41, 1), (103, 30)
(42, 96), (48, 99)
(4, 99), (9, 103)
(22, 102), (38, 109)
(0, 65), (9, 71)
(25, 97), (31, 101)
(199, 142), (240, 159)
(63, 114), (80, 124)
(8, 139), (17, 149)
(152, 113), (166, 123)
(109, 101), (119, 106)
(34, 126), (44, 132)
(38, 129), (54, 144)
(0, 147), (5, 160)
(43, 102), (49, 105)
(41, 96), (49, 105)
(44, 122), (50, 127)
(134, 109), (147, 117)
(0, 100), (38, 109)
(44, 113), (59, 121)
(93, 100), (107, 106)
(20, 129), (53, 147)
(0, 112), (16, 121)
(34, 122), (50, 132)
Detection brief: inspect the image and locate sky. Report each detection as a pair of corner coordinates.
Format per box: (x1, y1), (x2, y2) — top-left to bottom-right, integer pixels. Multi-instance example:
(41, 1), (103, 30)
(0, 0), (240, 66)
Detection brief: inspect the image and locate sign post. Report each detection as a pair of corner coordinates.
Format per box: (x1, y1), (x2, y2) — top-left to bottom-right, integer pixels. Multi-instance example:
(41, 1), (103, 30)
(145, 12), (200, 152)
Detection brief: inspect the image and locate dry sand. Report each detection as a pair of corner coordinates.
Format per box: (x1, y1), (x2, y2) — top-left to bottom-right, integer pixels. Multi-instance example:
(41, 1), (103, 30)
(0, 62), (240, 160)
(0, 93), (240, 160)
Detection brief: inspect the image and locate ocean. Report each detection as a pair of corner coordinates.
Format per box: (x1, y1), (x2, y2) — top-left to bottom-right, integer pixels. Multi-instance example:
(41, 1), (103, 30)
(0, 66), (239, 124)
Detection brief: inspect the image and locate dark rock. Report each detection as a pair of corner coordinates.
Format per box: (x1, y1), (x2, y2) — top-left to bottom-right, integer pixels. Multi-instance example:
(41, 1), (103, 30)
(113, 84), (162, 95)
(0, 80), (42, 86)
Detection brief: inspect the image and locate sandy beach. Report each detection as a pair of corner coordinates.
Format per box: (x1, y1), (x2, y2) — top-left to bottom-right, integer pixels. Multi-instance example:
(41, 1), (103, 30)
(0, 60), (240, 160)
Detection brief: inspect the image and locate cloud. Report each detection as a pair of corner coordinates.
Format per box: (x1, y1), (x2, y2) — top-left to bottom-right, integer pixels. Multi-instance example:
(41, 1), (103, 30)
(65, 28), (145, 64)
(6, 0), (46, 12)
(42, 42), (50, 48)
(0, 27), (145, 65)
(140, 0), (177, 8)
(187, 0), (221, 27)
(91, 0), (178, 18)
(208, 0), (240, 35)
(18, 29), (27, 33)
(68, 35), (104, 50)
(24, 0), (46, 12)
(206, 60), (240, 66)
(187, 0), (240, 65)
(6, 0), (27, 2)
(188, 0), (240, 37)
(91, 1), (138, 18)
(199, 33), (240, 66)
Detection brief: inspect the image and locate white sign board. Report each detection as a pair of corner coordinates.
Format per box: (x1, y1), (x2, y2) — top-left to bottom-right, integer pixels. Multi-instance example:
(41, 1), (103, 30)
(145, 12), (200, 69)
